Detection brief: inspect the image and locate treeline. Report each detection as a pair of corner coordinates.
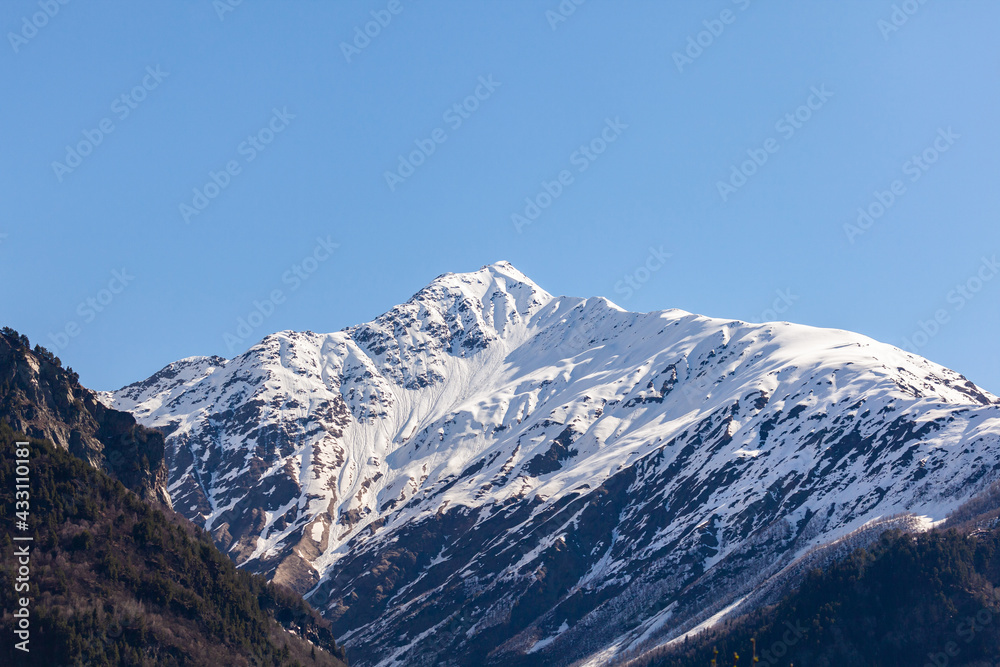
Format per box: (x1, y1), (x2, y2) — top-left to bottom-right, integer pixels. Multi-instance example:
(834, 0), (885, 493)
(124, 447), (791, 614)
(0, 326), (77, 382)
(0, 422), (348, 666)
(628, 527), (1000, 666)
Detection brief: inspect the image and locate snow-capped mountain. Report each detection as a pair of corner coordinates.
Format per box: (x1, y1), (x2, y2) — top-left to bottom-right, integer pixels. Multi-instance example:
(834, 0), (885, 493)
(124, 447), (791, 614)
(102, 261), (1000, 666)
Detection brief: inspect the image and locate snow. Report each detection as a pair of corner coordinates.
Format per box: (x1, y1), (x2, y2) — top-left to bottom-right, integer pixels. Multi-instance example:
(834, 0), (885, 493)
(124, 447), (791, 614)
(310, 521), (325, 542)
(662, 597), (747, 649)
(527, 620), (570, 654)
(104, 260), (1000, 667)
(734, 448), (761, 458)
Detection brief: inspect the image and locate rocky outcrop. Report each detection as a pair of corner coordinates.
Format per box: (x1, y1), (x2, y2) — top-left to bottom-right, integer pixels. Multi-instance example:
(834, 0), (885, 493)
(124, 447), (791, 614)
(103, 262), (1000, 666)
(0, 328), (170, 507)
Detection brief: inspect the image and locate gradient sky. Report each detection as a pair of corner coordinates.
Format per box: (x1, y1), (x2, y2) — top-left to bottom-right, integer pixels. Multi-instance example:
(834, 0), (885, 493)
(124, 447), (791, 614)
(2, 1), (999, 393)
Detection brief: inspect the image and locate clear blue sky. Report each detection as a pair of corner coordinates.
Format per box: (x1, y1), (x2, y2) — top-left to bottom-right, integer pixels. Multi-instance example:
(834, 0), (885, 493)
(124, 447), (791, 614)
(3, 1), (999, 393)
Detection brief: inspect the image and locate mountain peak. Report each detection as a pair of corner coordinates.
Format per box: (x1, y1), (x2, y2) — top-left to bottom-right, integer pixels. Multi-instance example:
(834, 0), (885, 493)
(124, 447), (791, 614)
(482, 259), (533, 282)
(338, 262), (555, 385)
(103, 267), (1000, 666)
(417, 260), (552, 306)
(483, 258), (521, 273)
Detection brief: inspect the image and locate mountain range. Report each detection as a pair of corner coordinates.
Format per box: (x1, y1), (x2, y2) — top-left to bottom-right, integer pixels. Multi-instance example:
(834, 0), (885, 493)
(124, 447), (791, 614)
(99, 261), (1000, 666)
(0, 327), (348, 666)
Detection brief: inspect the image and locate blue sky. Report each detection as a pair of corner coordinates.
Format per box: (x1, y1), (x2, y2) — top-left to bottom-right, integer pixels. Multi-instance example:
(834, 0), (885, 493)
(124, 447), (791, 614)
(2, 1), (999, 392)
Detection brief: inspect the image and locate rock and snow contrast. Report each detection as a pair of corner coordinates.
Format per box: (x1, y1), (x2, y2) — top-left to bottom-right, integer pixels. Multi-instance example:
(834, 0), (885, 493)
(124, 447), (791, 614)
(101, 261), (1000, 666)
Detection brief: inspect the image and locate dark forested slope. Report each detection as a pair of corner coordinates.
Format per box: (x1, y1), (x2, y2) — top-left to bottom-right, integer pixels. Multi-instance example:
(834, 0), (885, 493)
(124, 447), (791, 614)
(0, 328), (348, 666)
(630, 522), (1000, 667)
(0, 422), (348, 666)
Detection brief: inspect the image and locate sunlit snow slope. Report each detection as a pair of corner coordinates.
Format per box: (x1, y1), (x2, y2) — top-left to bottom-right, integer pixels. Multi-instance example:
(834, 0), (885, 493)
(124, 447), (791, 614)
(104, 261), (1000, 666)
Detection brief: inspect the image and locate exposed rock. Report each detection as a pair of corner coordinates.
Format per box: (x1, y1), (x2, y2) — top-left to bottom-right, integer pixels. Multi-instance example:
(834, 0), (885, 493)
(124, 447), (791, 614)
(102, 263), (1000, 666)
(0, 328), (169, 506)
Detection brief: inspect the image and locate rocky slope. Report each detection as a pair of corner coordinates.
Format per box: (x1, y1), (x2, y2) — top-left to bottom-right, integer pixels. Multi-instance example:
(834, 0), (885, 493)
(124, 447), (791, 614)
(0, 422), (348, 667)
(631, 492), (1000, 667)
(102, 262), (1000, 666)
(0, 328), (170, 506)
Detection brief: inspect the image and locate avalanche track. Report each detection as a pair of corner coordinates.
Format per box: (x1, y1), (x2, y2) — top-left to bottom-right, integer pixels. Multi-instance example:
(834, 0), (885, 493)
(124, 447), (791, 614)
(103, 261), (1000, 666)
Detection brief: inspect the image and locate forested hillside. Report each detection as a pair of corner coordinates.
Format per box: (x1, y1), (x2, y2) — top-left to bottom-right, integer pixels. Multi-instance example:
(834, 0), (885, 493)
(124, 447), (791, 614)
(0, 421), (348, 666)
(630, 525), (1000, 667)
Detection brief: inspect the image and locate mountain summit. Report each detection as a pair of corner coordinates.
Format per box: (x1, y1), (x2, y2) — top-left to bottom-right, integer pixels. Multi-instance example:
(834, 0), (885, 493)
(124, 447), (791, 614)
(103, 262), (1000, 666)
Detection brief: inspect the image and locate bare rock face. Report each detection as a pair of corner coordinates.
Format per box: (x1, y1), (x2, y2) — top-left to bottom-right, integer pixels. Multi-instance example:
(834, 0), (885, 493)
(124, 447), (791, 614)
(0, 328), (170, 507)
(104, 262), (1000, 666)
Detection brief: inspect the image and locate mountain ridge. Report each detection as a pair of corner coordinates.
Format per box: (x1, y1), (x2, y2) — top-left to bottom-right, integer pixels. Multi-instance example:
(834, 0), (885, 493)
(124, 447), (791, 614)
(0, 326), (171, 507)
(0, 326), (349, 666)
(102, 261), (1000, 666)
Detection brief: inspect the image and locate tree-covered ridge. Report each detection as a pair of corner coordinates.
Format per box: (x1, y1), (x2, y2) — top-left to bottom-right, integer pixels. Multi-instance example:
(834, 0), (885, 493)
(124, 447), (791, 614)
(0, 327), (169, 506)
(0, 421), (348, 666)
(629, 524), (1000, 667)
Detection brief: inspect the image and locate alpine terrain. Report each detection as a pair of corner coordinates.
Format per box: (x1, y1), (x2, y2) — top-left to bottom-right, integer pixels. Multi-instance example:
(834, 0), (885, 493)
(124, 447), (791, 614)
(101, 261), (1000, 666)
(0, 328), (348, 666)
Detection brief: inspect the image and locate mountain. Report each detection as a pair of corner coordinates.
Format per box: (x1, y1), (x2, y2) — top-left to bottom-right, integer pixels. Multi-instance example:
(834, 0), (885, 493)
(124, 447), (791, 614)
(0, 422), (348, 666)
(102, 261), (1000, 666)
(630, 490), (1000, 667)
(0, 328), (348, 666)
(0, 327), (169, 506)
